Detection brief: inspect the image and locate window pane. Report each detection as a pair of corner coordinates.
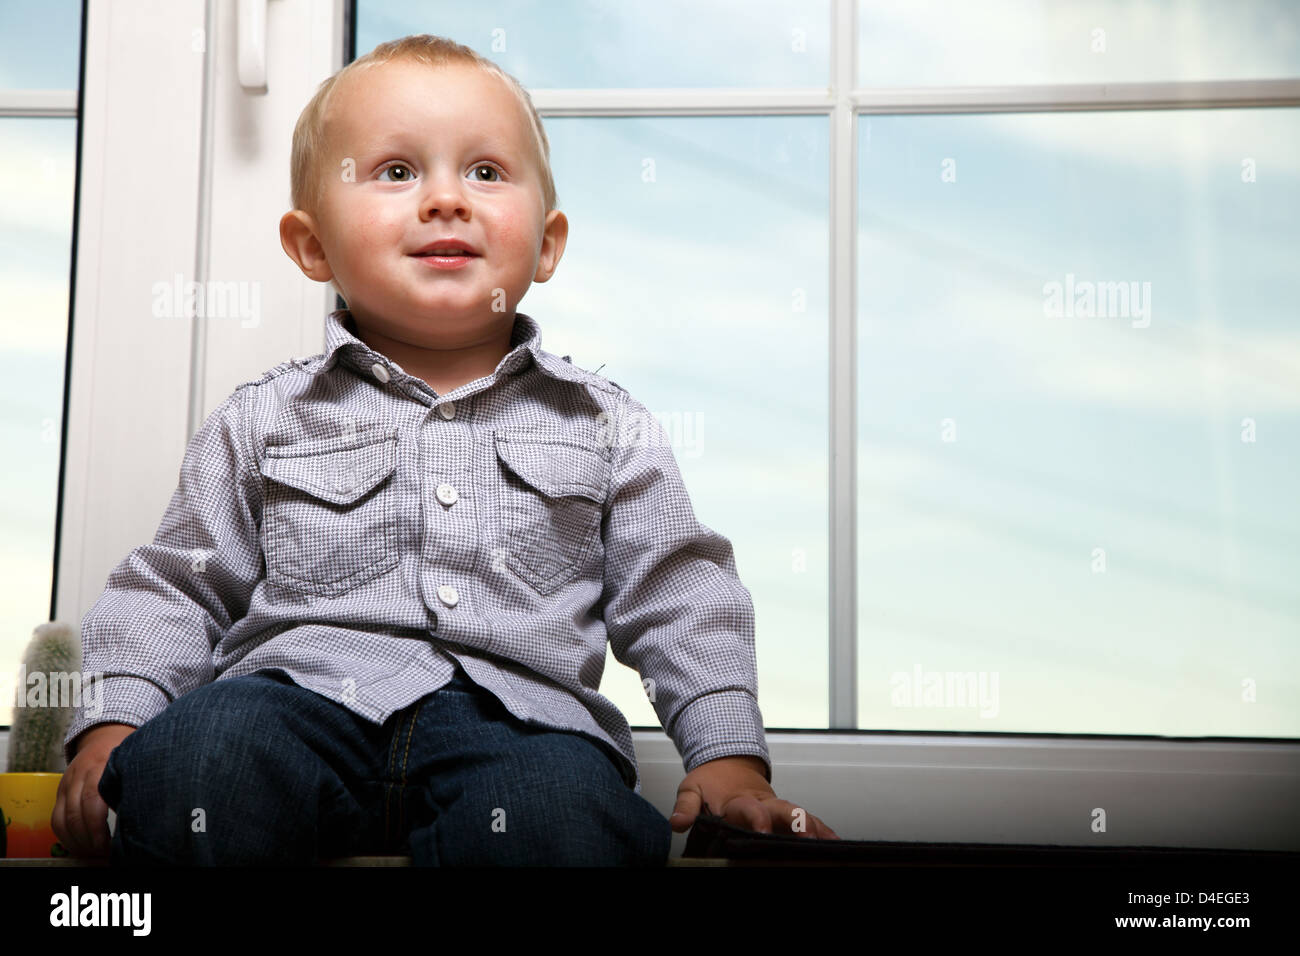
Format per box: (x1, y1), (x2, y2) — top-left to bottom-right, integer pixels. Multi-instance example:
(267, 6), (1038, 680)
(0, 0), (82, 90)
(522, 115), (830, 729)
(359, 0), (829, 88)
(0, 118), (78, 729)
(856, 108), (1300, 736)
(859, 0), (1300, 86)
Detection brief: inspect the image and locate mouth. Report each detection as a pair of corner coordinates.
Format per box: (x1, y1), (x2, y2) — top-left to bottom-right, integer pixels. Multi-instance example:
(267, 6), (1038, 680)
(411, 251), (477, 271)
(411, 240), (479, 259)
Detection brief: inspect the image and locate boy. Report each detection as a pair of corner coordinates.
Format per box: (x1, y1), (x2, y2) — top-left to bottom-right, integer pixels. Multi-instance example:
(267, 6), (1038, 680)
(52, 34), (839, 865)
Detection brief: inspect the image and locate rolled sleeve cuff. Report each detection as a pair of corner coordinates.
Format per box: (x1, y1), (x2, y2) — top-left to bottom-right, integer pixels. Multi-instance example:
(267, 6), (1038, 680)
(62, 676), (171, 766)
(673, 690), (772, 783)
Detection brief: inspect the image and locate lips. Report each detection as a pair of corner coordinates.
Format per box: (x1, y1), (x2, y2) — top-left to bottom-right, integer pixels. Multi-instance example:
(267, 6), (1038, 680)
(412, 239), (479, 257)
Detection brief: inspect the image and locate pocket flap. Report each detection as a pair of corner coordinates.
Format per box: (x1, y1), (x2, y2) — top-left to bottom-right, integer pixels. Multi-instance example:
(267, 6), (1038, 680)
(494, 431), (610, 503)
(261, 435), (397, 505)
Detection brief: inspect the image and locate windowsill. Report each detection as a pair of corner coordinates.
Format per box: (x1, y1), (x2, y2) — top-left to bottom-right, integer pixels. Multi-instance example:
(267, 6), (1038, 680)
(628, 730), (1300, 854)
(4, 727), (1294, 854)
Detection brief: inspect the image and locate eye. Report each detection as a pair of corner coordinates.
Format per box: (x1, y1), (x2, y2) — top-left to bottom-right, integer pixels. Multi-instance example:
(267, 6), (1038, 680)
(472, 163), (501, 182)
(379, 163), (414, 182)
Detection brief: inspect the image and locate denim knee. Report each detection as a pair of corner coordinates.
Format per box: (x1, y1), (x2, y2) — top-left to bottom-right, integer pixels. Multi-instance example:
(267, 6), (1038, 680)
(95, 672), (356, 865)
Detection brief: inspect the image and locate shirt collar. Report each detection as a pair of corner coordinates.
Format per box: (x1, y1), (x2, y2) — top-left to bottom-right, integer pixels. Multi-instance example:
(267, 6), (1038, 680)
(313, 308), (587, 387)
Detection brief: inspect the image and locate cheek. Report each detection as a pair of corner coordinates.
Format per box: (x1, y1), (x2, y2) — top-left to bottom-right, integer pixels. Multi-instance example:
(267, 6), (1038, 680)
(321, 197), (400, 267)
(337, 210), (403, 267)
(358, 207), (404, 239)
(490, 215), (539, 257)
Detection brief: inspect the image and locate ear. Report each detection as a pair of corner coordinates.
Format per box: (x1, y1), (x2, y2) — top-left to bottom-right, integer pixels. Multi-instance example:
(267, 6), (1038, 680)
(533, 209), (568, 283)
(279, 210), (335, 283)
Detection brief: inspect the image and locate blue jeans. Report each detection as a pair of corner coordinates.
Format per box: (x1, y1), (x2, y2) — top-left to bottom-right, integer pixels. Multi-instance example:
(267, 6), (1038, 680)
(96, 666), (672, 866)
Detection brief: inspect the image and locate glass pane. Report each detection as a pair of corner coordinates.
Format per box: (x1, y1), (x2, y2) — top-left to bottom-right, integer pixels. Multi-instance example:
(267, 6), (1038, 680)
(856, 108), (1300, 737)
(0, 0), (83, 90)
(522, 115), (830, 729)
(859, 0), (1300, 86)
(359, 0), (829, 88)
(0, 118), (78, 730)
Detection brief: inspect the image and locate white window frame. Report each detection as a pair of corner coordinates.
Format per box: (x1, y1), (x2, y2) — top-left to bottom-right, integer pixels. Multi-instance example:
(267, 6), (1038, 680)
(18, 0), (1299, 851)
(536, 0), (1300, 852)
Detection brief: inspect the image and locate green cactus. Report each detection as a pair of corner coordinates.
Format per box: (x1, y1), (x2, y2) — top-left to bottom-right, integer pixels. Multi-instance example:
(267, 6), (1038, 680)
(6, 621), (82, 773)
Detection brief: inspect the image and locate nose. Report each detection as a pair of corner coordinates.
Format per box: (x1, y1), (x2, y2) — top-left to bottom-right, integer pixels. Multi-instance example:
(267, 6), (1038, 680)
(419, 166), (469, 220)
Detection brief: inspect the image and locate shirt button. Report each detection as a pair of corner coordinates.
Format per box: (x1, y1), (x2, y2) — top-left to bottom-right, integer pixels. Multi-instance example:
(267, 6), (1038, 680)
(371, 363), (390, 384)
(436, 482), (458, 506)
(438, 401), (456, 420)
(437, 584), (459, 607)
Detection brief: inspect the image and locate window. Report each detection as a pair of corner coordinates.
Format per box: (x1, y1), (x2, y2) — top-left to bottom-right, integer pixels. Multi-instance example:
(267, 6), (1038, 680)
(360, 0), (1300, 743)
(0, 0), (84, 731)
(358, 1), (836, 730)
(32, 0), (1295, 849)
(858, 0), (1300, 85)
(859, 108), (1300, 736)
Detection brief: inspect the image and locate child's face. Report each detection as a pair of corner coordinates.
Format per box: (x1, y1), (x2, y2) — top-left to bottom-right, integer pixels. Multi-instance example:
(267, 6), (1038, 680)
(282, 59), (565, 343)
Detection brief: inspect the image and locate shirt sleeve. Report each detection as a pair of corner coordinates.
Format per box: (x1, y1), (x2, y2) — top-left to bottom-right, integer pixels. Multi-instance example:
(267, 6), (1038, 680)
(63, 386), (264, 766)
(599, 389), (772, 784)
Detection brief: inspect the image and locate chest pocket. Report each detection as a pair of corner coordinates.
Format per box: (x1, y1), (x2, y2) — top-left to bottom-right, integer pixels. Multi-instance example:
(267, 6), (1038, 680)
(493, 429), (611, 595)
(259, 432), (399, 597)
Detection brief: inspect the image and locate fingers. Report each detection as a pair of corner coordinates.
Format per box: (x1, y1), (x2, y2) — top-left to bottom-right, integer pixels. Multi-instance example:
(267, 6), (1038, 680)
(51, 773), (69, 852)
(87, 785), (112, 857)
(770, 802), (841, 840)
(722, 795), (769, 834)
(668, 787), (702, 832)
(55, 772), (87, 857)
(67, 773), (97, 857)
(53, 760), (111, 858)
(811, 815), (840, 840)
(789, 807), (839, 840)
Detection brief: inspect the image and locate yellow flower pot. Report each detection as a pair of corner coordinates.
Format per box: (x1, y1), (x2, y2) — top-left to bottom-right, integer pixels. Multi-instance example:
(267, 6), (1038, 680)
(0, 773), (67, 858)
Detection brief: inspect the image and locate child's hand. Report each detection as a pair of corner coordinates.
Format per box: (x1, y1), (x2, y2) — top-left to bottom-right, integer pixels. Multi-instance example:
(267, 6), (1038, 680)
(51, 723), (136, 858)
(669, 754), (840, 840)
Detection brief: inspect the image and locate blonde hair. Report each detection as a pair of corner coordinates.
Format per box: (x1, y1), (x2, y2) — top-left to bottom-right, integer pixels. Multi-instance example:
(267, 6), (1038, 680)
(289, 34), (558, 221)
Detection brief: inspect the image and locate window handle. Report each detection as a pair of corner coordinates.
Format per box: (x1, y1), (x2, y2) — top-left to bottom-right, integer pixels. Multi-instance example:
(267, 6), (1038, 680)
(237, 0), (268, 92)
